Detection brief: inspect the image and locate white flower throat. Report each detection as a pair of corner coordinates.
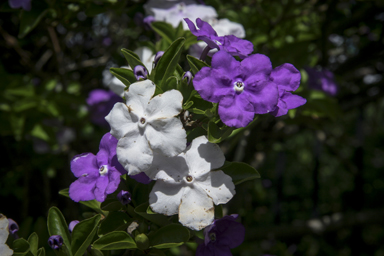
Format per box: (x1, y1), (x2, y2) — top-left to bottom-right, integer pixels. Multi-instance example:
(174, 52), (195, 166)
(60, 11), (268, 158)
(99, 165), (108, 176)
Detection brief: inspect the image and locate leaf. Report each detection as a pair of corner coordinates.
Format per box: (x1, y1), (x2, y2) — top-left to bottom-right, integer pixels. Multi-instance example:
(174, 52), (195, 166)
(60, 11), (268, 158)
(135, 233), (149, 250)
(121, 49), (145, 70)
(154, 38), (185, 88)
(109, 68), (136, 87)
(12, 238), (30, 256)
(134, 203), (171, 227)
(47, 207), (72, 256)
(98, 212), (132, 236)
(19, 8), (50, 38)
(92, 231), (137, 250)
(186, 55), (210, 75)
(100, 198), (123, 212)
(31, 124), (50, 141)
(162, 76), (178, 92)
(148, 224), (190, 249)
(59, 189), (105, 215)
(151, 22), (175, 45)
(27, 233), (38, 256)
(220, 162), (260, 185)
(89, 249), (103, 256)
(207, 122), (234, 143)
(71, 215), (101, 256)
(36, 248), (45, 256)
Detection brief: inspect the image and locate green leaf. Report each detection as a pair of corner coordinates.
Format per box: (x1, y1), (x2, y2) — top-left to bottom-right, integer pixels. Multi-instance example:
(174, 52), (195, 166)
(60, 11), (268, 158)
(183, 100), (194, 110)
(148, 224), (190, 249)
(19, 8), (50, 38)
(31, 124), (50, 141)
(89, 249), (104, 256)
(47, 207), (72, 256)
(162, 76), (178, 92)
(207, 122), (234, 143)
(59, 189), (105, 215)
(134, 203), (171, 227)
(27, 233), (38, 256)
(100, 198), (123, 212)
(186, 55), (210, 75)
(36, 247), (45, 256)
(154, 38), (185, 88)
(109, 67), (136, 87)
(98, 212), (132, 236)
(151, 22), (175, 45)
(13, 238), (30, 256)
(71, 215), (101, 256)
(92, 231), (137, 250)
(121, 49), (145, 70)
(220, 162), (260, 185)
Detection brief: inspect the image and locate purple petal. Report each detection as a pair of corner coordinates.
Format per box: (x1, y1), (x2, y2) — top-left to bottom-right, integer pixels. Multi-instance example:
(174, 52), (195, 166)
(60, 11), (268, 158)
(111, 154), (127, 174)
(130, 172), (152, 184)
(87, 89), (115, 106)
(214, 217), (245, 248)
(70, 153), (98, 177)
(96, 133), (118, 166)
(241, 53), (272, 80)
(270, 91), (307, 117)
(196, 243), (215, 256)
(94, 175), (109, 202)
(218, 94), (255, 128)
(69, 176), (98, 202)
(105, 168), (122, 194)
(222, 35), (254, 58)
(211, 51), (240, 74)
(271, 63), (301, 92)
(245, 80), (279, 114)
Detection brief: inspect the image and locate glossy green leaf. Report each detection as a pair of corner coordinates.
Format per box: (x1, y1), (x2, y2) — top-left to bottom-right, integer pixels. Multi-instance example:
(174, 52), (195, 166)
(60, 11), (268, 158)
(59, 189), (105, 215)
(27, 233), (38, 256)
(220, 161), (260, 185)
(92, 231), (137, 250)
(98, 211), (132, 236)
(148, 224), (190, 249)
(151, 22), (175, 45)
(162, 76), (178, 92)
(207, 122), (234, 143)
(134, 203), (171, 227)
(13, 238), (30, 256)
(110, 67), (136, 87)
(71, 214), (101, 256)
(47, 207), (72, 256)
(121, 49), (145, 70)
(36, 248), (45, 256)
(100, 198), (123, 212)
(89, 249), (104, 256)
(154, 38), (185, 87)
(186, 55), (210, 75)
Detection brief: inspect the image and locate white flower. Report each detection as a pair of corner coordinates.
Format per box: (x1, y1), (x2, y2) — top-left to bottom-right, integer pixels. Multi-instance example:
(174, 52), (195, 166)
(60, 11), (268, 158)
(146, 136), (235, 231)
(0, 215), (13, 256)
(105, 80), (186, 175)
(210, 18), (246, 38)
(152, 3), (217, 29)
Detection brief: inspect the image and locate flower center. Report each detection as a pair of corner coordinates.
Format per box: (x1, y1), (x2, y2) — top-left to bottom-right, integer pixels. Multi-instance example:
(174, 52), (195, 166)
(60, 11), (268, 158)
(209, 232), (216, 242)
(234, 81), (244, 92)
(140, 117), (146, 124)
(186, 175), (193, 182)
(99, 165), (108, 176)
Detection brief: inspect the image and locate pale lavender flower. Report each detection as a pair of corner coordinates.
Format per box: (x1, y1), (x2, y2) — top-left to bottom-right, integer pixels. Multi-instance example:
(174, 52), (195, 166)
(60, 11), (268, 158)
(305, 67), (338, 96)
(69, 133), (125, 203)
(196, 214), (245, 256)
(68, 220), (79, 233)
(183, 71), (193, 84)
(134, 65), (148, 80)
(48, 235), (63, 250)
(8, 0), (31, 11)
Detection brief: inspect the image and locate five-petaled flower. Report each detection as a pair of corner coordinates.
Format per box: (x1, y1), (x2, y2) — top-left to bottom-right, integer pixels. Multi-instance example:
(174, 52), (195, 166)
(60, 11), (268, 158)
(184, 18), (253, 59)
(106, 80), (187, 175)
(196, 214), (245, 256)
(146, 136), (235, 231)
(69, 133), (125, 202)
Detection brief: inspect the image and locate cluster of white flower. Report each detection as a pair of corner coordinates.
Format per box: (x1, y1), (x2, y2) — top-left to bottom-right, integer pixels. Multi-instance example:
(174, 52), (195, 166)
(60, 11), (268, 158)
(105, 80), (235, 230)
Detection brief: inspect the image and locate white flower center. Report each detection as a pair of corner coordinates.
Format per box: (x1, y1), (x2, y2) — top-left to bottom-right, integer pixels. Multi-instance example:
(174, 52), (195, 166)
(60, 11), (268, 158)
(138, 117), (147, 128)
(234, 81), (244, 92)
(185, 175), (194, 183)
(99, 165), (108, 176)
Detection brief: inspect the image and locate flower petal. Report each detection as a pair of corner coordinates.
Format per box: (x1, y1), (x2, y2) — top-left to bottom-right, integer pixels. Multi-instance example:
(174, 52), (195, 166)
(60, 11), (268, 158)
(145, 153), (188, 182)
(179, 186), (214, 230)
(116, 130), (153, 175)
(94, 175), (109, 202)
(70, 153), (98, 177)
(245, 80), (279, 114)
(218, 94), (255, 128)
(241, 53), (272, 80)
(149, 180), (185, 216)
(211, 51), (239, 75)
(196, 171), (235, 205)
(105, 168), (122, 194)
(185, 136), (225, 176)
(271, 63), (301, 92)
(105, 102), (137, 139)
(146, 117), (186, 157)
(69, 176), (98, 202)
(146, 89), (183, 120)
(130, 172), (152, 184)
(124, 80), (156, 118)
(96, 133), (118, 166)
(270, 91), (306, 117)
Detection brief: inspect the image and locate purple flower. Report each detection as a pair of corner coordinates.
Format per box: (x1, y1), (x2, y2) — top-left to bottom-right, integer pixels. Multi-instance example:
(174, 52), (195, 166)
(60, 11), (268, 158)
(48, 235), (63, 250)
(8, 0), (31, 11)
(7, 219), (19, 235)
(68, 220), (79, 233)
(143, 15), (155, 30)
(183, 71), (193, 85)
(131, 172), (152, 184)
(193, 51), (279, 128)
(69, 133), (125, 202)
(196, 214), (245, 256)
(153, 51), (164, 67)
(117, 190), (131, 205)
(184, 18), (253, 59)
(87, 89), (122, 127)
(269, 64), (307, 117)
(134, 65), (148, 80)
(305, 67), (338, 96)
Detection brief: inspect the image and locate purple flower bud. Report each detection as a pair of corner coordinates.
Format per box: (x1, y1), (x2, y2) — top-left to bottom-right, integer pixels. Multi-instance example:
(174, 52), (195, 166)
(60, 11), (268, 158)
(134, 65), (148, 81)
(7, 218), (19, 235)
(153, 51), (164, 67)
(68, 220), (80, 233)
(143, 16), (155, 30)
(183, 71), (193, 85)
(117, 190), (131, 205)
(48, 235), (64, 250)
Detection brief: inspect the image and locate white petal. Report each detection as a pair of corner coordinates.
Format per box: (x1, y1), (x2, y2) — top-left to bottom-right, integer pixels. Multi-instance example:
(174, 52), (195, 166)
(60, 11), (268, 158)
(145, 152), (188, 182)
(149, 180), (185, 216)
(124, 80), (156, 118)
(185, 136), (225, 176)
(134, 47), (155, 73)
(109, 76), (126, 97)
(105, 102), (137, 139)
(178, 186), (214, 231)
(146, 89), (183, 120)
(146, 117), (186, 157)
(211, 18), (246, 38)
(196, 170), (236, 205)
(117, 130), (153, 175)
(0, 215), (13, 256)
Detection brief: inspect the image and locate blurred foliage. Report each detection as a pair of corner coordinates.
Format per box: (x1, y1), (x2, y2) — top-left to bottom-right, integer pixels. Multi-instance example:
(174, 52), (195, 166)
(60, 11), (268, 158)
(0, 0), (384, 255)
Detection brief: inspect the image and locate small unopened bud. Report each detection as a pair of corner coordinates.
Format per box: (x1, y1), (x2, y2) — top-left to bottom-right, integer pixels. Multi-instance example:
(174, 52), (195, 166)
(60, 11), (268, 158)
(143, 16), (155, 30)
(68, 220), (80, 233)
(8, 218), (19, 239)
(48, 235), (63, 250)
(183, 71), (193, 85)
(153, 51), (164, 67)
(117, 190), (132, 205)
(134, 65), (148, 81)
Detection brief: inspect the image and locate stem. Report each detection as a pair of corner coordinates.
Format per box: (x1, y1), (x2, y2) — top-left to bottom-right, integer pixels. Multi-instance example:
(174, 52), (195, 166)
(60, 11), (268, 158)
(199, 45), (212, 61)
